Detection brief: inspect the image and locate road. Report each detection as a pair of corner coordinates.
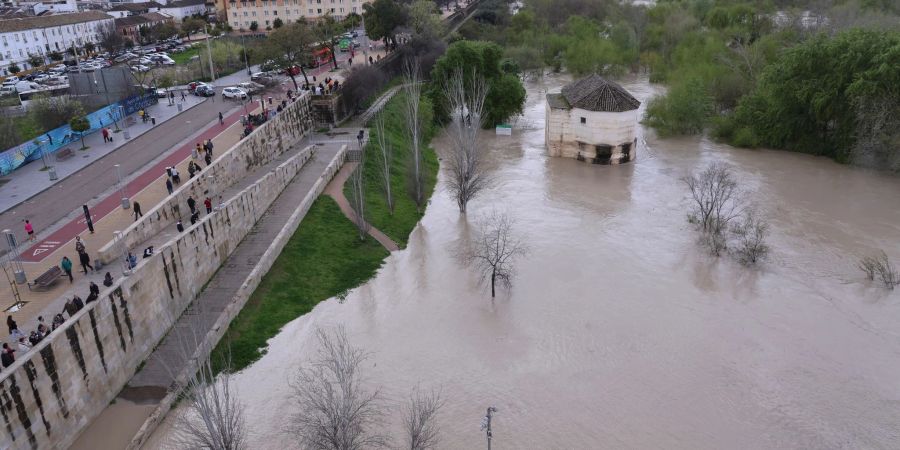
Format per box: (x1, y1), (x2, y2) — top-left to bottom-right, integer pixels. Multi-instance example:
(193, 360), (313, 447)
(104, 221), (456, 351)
(0, 98), (238, 253)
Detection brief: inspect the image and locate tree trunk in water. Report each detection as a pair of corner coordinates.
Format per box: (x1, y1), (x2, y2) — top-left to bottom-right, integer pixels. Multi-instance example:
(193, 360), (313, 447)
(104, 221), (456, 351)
(491, 270), (496, 298)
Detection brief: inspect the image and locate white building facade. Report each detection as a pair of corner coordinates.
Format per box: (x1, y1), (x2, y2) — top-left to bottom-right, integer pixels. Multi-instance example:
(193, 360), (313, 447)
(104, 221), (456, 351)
(158, 0), (206, 21)
(545, 74), (641, 165)
(0, 11), (114, 75)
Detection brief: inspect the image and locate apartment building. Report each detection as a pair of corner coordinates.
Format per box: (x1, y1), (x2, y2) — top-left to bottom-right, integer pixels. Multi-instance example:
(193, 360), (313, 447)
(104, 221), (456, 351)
(0, 10), (114, 75)
(224, 0), (369, 30)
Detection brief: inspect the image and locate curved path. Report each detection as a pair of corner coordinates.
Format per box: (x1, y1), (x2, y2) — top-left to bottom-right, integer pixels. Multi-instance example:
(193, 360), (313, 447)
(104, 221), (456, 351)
(323, 161), (400, 252)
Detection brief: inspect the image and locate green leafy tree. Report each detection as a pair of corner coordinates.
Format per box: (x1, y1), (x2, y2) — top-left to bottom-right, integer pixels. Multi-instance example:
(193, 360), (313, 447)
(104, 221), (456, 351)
(69, 115), (91, 149)
(263, 22), (316, 88)
(181, 17), (206, 38)
(28, 54), (44, 68)
(363, 0), (407, 48)
(98, 22), (125, 54)
(8, 64), (21, 74)
(273, 18), (284, 29)
(408, 0), (444, 36)
(644, 77), (713, 136)
(342, 12), (361, 29)
(48, 51), (63, 61)
(731, 29), (900, 162)
(249, 21), (259, 32)
(429, 40), (526, 128)
(312, 14), (344, 70)
(83, 42), (96, 55)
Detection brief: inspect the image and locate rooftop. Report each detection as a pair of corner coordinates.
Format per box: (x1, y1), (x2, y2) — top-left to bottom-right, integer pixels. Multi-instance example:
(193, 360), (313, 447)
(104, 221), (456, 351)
(560, 74), (640, 113)
(0, 10), (111, 32)
(114, 11), (169, 27)
(160, 0), (205, 8)
(109, 2), (163, 12)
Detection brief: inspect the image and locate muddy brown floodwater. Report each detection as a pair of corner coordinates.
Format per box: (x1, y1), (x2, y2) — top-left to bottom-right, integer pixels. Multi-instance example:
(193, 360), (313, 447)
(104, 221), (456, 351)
(148, 74), (900, 449)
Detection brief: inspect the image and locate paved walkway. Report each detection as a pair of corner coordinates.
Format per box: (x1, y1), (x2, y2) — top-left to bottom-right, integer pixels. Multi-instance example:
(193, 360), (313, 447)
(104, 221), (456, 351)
(128, 142), (343, 390)
(0, 99), (266, 345)
(324, 161), (400, 252)
(0, 95), (205, 214)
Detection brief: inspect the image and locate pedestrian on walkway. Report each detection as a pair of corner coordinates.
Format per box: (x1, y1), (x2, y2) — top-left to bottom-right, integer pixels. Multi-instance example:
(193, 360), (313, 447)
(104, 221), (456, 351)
(190, 210), (199, 225)
(63, 298), (77, 317)
(204, 151), (212, 167)
(166, 178), (174, 195)
(133, 201), (143, 220)
(181, 91), (186, 102)
(204, 197), (212, 214)
(1, 343), (15, 368)
(75, 236), (85, 255)
(171, 167), (181, 184)
(103, 272), (113, 287)
(176, 220), (184, 232)
(217, 195), (225, 210)
(7, 316), (19, 340)
(61, 256), (73, 283)
(23, 219), (34, 242)
(102, 127), (109, 143)
(219, 111), (224, 125)
(193, 143), (202, 159)
(205, 139), (213, 157)
(89, 281), (99, 298)
(78, 250), (94, 274)
(188, 161), (196, 179)
(72, 295), (84, 311)
(17, 337), (30, 353)
(187, 196), (196, 214)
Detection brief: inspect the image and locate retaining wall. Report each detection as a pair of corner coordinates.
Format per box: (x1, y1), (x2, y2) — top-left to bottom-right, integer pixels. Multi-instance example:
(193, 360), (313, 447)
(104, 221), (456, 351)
(0, 145), (316, 450)
(97, 93), (313, 264)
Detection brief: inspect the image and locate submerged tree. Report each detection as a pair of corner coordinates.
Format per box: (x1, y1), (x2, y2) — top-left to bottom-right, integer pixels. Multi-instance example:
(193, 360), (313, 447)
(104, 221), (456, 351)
(288, 327), (389, 449)
(682, 162), (744, 256)
(172, 349), (248, 450)
(731, 208), (769, 266)
(859, 251), (899, 290)
(469, 211), (527, 298)
(443, 70), (490, 214)
(404, 387), (443, 450)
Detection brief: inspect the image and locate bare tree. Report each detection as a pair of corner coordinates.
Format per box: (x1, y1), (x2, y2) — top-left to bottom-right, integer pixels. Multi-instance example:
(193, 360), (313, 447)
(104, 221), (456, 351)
(469, 211), (527, 298)
(172, 349), (248, 450)
(373, 115), (395, 215)
(348, 146), (370, 241)
(404, 387), (443, 450)
(288, 327), (389, 449)
(98, 22), (125, 55)
(731, 208), (769, 266)
(403, 59), (425, 212)
(859, 251), (899, 290)
(443, 69), (490, 214)
(682, 162), (745, 256)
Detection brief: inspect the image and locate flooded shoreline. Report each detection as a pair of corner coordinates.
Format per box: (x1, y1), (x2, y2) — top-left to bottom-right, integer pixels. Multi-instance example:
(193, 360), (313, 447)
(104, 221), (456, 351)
(146, 73), (900, 449)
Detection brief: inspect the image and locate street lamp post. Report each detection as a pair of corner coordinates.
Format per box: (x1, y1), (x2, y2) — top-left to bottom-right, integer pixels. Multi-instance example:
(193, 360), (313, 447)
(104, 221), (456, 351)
(241, 33), (251, 76)
(121, 105), (131, 140)
(115, 164), (131, 209)
(480, 407), (498, 450)
(38, 138), (58, 181)
(2, 230), (26, 284)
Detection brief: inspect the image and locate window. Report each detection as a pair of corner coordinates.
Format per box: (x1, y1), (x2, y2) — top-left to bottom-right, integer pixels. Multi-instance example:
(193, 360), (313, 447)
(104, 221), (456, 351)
(273, 10), (277, 15)
(308, 8), (313, 13)
(252, 11), (256, 16)
(15, 34), (19, 42)
(243, 11), (248, 15)
(580, 117), (587, 124)
(317, 8), (322, 13)
(264, 10), (269, 15)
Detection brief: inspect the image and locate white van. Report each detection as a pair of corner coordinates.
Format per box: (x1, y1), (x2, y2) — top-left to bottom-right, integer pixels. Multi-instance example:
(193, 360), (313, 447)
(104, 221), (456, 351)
(0, 85), (15, 96)
(2, 76), (20, 86)
(14, 81), (40, 92)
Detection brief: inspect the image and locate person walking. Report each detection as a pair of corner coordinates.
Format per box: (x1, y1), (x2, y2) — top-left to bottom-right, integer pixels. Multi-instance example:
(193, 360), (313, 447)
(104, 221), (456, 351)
(133, 201), (143, 220)
(63, 298), (77, 317)
(61, 256), (73, 283)
(7, 316), (19, 340)
(1, 343), (15, 368)
(187, 196), (196, 214)
(188, 161), (196, 179)
(89, 281), (99, 298)
(75, 237), (94, 273)
(181, 91), (186, 102)
(219, 111), (224, 125)
(165, 177), (174, 195)
(171, 167), (181, 184)
(204, 151), (212, 167)
(102, 127), (109, 143)
(205, 139), (213, 158)
(176, 220), (184, 233)
(193, 143), (202, 159)
(204, 197), (212, 214)
(23, 219), (35, 242)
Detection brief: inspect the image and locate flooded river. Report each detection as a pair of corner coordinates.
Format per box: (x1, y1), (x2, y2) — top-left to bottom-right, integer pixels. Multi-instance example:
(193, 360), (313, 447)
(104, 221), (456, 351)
(150, 74), (900, 449)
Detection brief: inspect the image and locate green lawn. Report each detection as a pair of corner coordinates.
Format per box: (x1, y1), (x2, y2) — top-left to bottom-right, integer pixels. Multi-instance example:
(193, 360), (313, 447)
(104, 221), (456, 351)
(213, 197), (389, 372)
(346, 91), (440, 247)
(171, 47), (200, 66)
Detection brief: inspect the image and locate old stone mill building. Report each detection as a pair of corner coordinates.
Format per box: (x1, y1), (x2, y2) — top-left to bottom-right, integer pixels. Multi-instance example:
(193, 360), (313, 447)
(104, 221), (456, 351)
(545, 74), (641, 164)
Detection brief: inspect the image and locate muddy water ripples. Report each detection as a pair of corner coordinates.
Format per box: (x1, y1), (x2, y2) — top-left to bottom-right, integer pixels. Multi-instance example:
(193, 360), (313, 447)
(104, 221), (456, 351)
(149, 73), (900, 449)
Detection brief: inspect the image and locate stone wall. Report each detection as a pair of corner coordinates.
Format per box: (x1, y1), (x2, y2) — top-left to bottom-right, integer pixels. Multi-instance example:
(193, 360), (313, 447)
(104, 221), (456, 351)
(0, 146), (316, 450)
(545, 101), (638, 164)
(128, 145), (348, 449)
(97, 93), (313, 264)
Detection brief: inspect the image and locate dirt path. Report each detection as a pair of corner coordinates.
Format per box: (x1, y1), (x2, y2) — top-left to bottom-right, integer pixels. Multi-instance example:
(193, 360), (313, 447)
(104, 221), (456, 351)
(323, 161), (400, 252)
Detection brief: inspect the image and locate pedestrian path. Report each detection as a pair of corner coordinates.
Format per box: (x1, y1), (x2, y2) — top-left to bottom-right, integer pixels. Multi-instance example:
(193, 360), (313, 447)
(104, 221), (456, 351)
(0, 101), (265, 346)
(324, 161), (400, 252)
(0, 95), (206, 214)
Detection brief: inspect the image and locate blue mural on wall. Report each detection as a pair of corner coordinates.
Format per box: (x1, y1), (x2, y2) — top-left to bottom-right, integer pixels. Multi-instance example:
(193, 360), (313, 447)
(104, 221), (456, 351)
(0, 92), (158, 175)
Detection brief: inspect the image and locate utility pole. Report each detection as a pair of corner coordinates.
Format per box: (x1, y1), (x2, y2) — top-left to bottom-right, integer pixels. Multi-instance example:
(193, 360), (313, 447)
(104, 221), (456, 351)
(480, 407), (498, 450)
(205, 25), (216, 82)
(240, 33), (251, 76)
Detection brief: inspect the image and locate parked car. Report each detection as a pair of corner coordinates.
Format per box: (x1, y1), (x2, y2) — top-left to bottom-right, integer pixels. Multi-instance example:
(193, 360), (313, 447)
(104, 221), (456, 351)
(237, 81), (264, 94)
(250, 72), (267, 82)
(138, 57), (153, 65)
(155, 88), (168, 98)
(188, 81), (211, 92)
(2, 76), (20, 85)
(222, 87), (248, 99)
(67, 66), (80, 73)
(130, 64), (150, 72)
(194, 85), (215, 97)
